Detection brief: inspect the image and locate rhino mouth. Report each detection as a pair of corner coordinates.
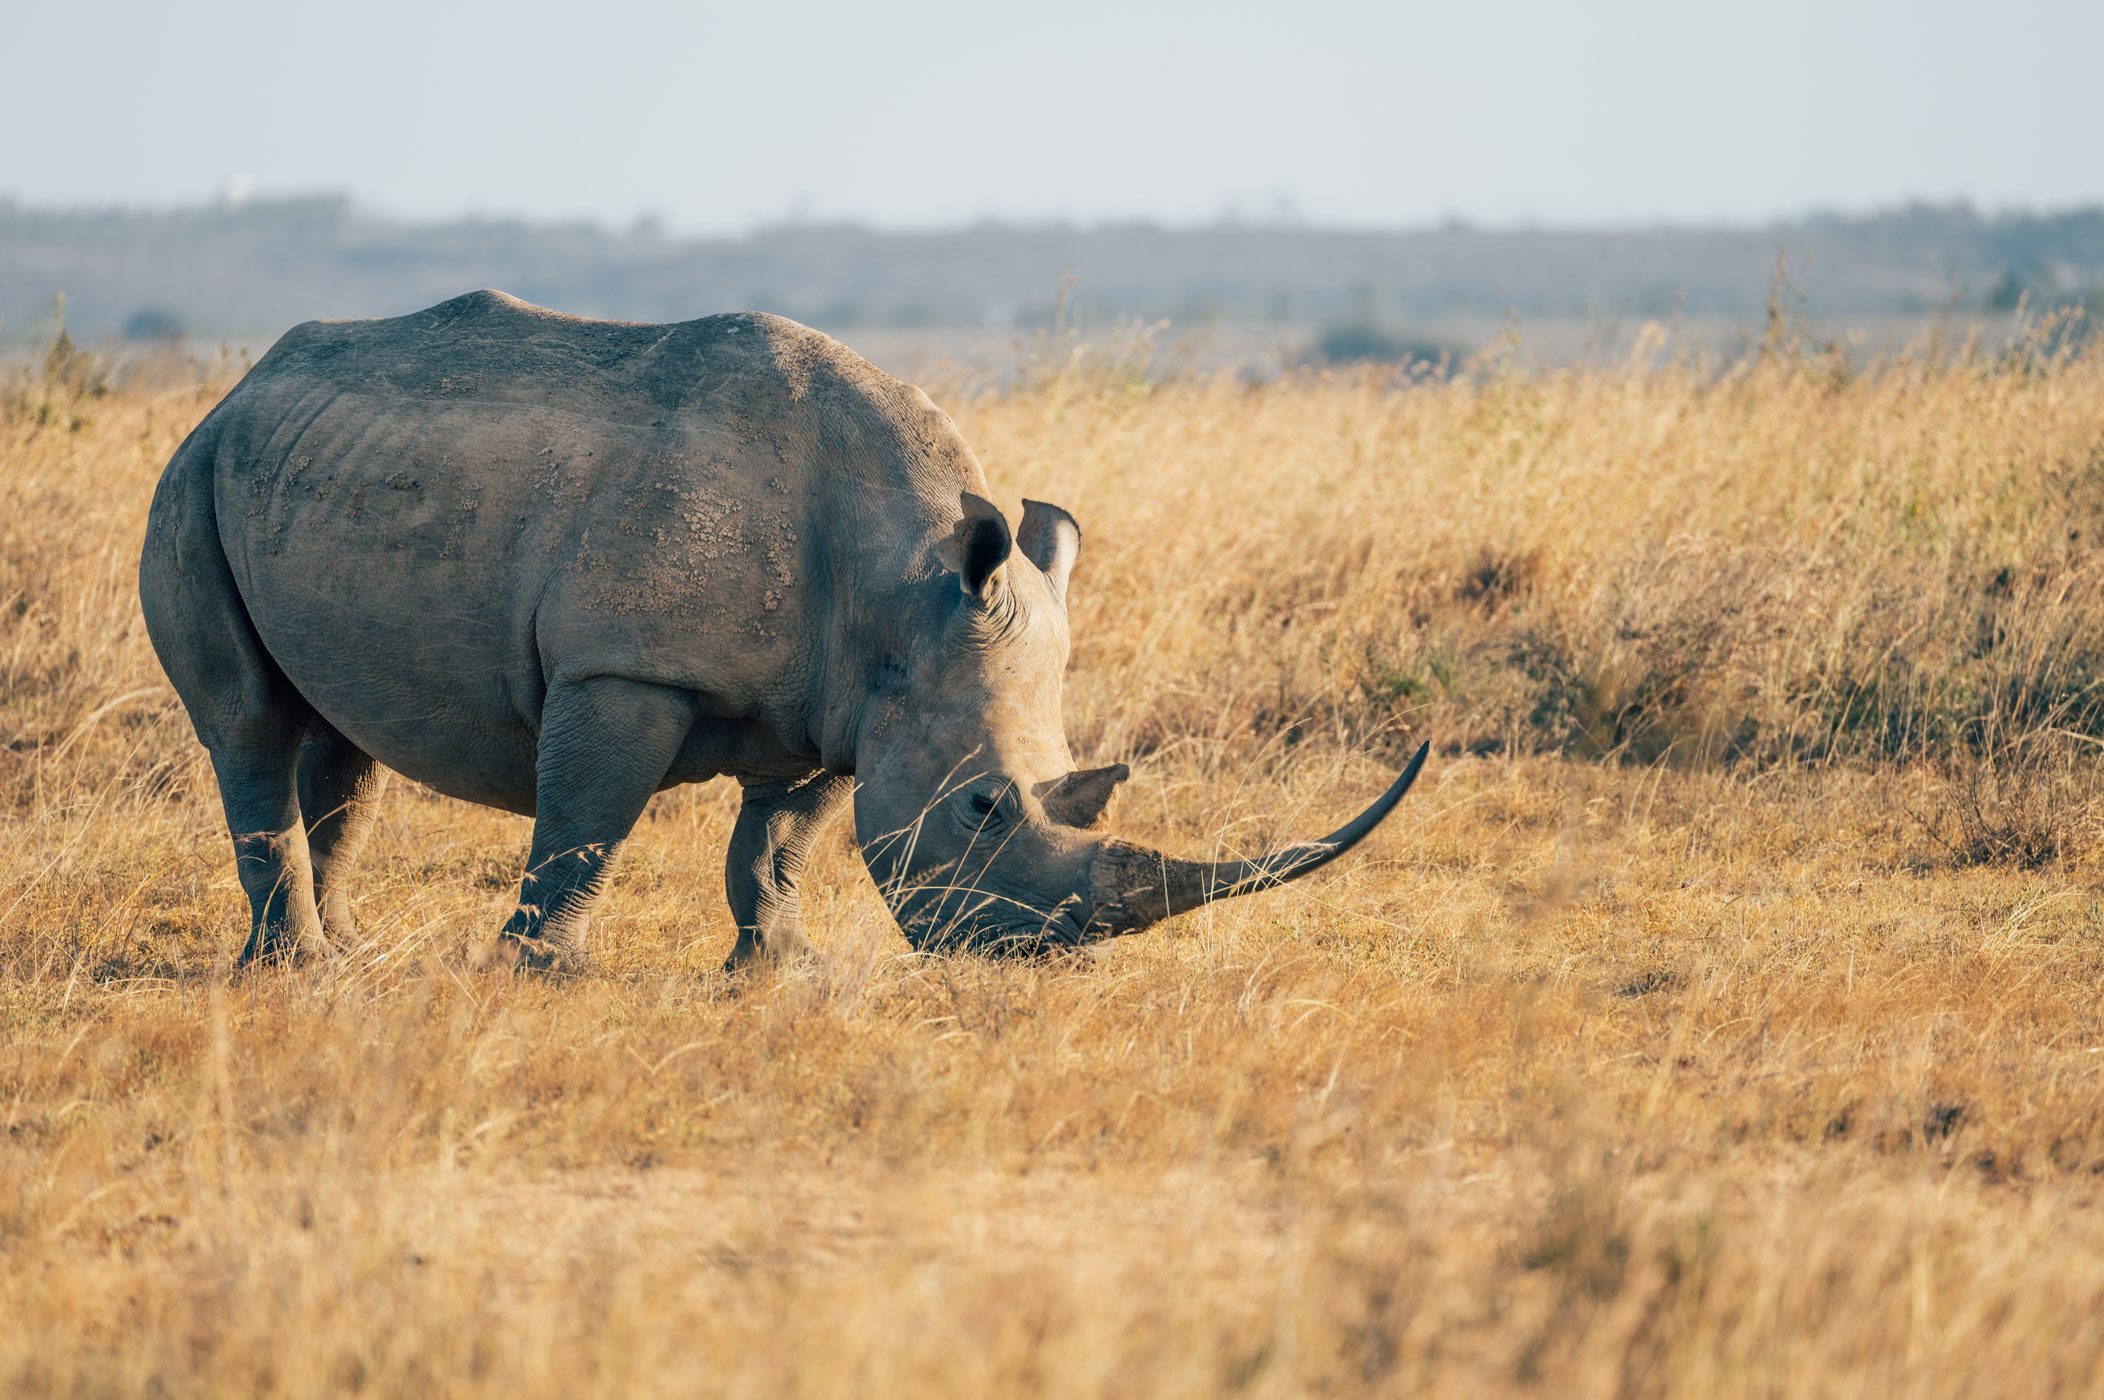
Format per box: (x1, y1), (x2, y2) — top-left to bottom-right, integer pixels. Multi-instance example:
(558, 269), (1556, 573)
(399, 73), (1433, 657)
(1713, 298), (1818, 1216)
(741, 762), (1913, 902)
(890, 889), (1091, 956)
(914, 923), (1087, 957)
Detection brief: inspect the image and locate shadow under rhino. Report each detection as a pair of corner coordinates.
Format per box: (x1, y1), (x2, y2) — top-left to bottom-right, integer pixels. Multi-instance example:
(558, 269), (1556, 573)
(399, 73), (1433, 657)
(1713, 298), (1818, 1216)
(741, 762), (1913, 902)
(136, 291), (1424, 971)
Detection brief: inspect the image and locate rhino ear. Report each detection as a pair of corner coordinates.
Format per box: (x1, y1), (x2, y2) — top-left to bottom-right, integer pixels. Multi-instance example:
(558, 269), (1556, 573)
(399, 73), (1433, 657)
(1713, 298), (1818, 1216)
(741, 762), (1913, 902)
(1018, 499), (1081, 603)
(937, 492), (1013, 598)
(1035, 763), (1130, 828)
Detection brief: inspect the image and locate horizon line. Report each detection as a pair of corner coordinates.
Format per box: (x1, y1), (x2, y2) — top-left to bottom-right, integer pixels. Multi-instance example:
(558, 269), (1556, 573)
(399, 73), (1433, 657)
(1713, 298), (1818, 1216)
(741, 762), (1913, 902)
(5, 190), (2101, 243)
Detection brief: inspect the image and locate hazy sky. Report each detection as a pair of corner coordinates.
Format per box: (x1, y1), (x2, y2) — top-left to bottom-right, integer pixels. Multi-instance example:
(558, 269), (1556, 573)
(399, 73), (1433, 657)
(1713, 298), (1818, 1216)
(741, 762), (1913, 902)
(9, 0), (2101, 232)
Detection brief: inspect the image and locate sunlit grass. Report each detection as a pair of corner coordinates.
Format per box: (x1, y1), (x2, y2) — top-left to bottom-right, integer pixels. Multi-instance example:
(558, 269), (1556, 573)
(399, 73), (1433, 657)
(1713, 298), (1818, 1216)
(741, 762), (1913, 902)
(2, 326), (2102, 1396)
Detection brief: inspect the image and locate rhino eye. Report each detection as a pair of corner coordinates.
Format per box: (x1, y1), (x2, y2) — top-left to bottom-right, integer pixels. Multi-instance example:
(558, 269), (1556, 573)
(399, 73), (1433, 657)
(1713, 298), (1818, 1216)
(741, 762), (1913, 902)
(960, 784), (1014, 825)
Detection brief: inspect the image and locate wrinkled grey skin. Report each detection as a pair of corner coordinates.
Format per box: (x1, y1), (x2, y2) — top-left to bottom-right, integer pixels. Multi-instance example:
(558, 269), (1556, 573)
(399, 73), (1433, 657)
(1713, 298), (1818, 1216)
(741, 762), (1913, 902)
(139, 291), (1423, 971)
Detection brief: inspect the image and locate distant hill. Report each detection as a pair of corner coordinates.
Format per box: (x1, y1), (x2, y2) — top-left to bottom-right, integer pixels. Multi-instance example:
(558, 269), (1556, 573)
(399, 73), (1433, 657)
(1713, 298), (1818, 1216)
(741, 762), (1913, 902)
(4, 195), (2102, 354)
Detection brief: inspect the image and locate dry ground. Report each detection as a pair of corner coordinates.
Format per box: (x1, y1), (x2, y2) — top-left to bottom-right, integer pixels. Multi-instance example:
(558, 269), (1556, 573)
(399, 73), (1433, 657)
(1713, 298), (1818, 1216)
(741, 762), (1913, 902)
(3, 325), (2103, 1396)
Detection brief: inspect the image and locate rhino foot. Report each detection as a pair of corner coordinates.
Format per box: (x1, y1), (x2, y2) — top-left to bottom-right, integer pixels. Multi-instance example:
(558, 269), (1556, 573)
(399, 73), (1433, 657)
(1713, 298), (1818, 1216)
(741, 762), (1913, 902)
(318, 891), (360, 947)
(721, 927), (822, 975)
(236, 929), (336, 972)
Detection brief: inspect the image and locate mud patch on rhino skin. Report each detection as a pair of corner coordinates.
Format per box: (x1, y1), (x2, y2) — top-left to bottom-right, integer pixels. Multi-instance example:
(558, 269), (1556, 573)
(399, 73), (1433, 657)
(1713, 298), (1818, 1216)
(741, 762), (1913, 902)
(764, 519), (799, 589)
(580, 483), (751, 616)
(763, 326), (819, 401)
(662, 479), (758, 569)
(439, 488), (483, 561)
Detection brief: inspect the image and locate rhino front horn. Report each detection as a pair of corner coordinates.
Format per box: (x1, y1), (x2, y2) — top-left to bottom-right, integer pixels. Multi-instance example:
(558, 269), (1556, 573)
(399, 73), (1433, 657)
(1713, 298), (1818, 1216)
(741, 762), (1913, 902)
(1084, 742), (1430, 938)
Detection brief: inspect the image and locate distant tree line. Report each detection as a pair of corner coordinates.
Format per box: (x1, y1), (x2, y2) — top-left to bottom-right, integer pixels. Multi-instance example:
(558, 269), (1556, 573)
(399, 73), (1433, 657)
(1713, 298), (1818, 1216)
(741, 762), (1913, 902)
(2, 195), (2100, 349)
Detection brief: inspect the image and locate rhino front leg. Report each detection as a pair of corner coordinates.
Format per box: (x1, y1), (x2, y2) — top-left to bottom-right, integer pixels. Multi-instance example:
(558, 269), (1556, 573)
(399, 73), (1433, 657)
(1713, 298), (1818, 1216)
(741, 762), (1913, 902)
(723, 772), (853, 971)
(488, 677), (698, 974)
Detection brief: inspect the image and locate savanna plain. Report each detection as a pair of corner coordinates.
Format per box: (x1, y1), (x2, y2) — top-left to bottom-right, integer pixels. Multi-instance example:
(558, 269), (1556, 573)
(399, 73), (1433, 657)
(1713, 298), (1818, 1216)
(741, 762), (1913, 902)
(4, 319), (2104, 1397)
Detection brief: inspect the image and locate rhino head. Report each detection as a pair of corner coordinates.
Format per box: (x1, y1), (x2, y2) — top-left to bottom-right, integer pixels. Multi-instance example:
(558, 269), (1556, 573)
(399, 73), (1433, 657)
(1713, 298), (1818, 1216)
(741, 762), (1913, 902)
(852, 492), (1427, 953)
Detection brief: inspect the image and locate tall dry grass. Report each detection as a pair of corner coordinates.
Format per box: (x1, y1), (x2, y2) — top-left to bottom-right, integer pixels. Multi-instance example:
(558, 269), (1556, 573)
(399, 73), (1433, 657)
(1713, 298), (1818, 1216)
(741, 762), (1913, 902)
(2, 323), (2102, 1396)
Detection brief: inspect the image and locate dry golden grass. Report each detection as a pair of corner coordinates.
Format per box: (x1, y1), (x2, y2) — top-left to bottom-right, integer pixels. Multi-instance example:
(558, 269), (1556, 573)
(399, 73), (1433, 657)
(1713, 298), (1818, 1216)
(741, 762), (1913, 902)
(3, 327), (2104, 1396)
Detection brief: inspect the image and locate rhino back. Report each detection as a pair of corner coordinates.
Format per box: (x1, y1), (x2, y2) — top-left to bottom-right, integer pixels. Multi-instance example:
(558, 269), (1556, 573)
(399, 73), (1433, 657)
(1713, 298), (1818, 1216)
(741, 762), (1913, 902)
(198, 291), (981, 801)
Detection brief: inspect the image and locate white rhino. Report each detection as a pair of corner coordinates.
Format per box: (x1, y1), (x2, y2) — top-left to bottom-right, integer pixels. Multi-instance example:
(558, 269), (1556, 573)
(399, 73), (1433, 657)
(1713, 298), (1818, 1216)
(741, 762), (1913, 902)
(138, 291), (1424, 970)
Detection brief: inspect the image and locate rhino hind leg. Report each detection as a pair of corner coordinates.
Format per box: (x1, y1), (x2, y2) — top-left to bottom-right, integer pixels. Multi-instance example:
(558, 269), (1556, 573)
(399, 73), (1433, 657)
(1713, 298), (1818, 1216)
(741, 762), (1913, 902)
(210, 731), (331, 967)
(723, 772), (853, 972)
(298, 725), (390, 946)
(139, 458), (328, 967)
(486, 677), (699, 974)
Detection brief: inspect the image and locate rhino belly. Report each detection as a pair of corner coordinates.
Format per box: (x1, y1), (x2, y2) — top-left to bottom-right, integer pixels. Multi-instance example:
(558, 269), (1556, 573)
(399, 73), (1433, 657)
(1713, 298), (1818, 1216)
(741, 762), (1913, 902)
(240, 553), (545, 814)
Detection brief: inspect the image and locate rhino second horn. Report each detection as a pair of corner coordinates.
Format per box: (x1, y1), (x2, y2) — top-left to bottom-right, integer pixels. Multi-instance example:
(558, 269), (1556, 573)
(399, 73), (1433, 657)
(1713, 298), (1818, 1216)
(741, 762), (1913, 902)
(1084, 742), (1429, 938)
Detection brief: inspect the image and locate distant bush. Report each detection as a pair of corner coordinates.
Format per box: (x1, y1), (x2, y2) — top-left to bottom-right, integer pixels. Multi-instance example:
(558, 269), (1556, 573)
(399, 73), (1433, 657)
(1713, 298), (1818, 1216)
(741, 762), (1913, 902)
(1984, 266), (2028, 313)
(122, 306), (186, 342)
(1305, 321), (1458, 372)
